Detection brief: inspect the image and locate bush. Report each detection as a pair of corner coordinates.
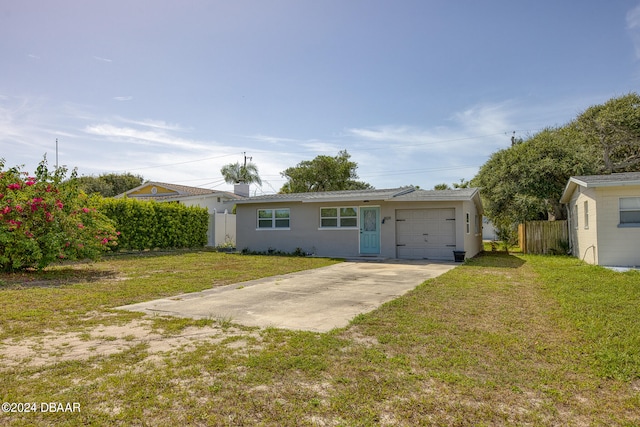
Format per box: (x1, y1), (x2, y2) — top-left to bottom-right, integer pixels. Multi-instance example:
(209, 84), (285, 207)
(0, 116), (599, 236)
(98, 198), (208, 250)
(0, 158), (118, 271)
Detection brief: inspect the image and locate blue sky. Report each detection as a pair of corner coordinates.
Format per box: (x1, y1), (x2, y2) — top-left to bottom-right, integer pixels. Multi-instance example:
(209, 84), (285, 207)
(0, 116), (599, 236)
(2, 1), (640, 194)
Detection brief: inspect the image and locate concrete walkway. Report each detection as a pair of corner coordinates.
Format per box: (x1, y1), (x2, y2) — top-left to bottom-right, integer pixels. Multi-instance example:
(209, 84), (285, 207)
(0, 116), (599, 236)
(116, 260), (457, 332)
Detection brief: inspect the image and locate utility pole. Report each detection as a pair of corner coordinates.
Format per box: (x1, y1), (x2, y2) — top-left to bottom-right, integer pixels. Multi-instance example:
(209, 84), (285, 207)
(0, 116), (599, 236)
(243, 151), (252, 168)
(55, 138), (59, 169)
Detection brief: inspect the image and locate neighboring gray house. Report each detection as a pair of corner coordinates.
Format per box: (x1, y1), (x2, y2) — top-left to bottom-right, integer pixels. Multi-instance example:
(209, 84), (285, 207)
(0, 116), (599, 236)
(560, 172), (640, 267)
(232, 187), (483, 261)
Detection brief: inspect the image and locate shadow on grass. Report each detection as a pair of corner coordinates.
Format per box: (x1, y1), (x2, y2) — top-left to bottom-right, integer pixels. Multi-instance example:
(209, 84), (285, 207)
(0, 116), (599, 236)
(468, 251), (526, 269)
(0, 267), (119, 289)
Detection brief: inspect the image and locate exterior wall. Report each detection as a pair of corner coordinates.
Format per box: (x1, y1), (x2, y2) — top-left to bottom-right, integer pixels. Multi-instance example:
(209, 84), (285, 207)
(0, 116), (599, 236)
(236, 199), (482, 260)
(236, 201), (360, 257)
(462, 199), (484, 259)
(593, 186), (640, 267)
(180, 195), (233, 213)
(567, 186), (599, 264)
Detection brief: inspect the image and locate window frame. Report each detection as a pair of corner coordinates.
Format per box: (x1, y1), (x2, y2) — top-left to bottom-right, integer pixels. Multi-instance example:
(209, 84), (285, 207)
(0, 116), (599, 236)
(619, 197), (640, 227)
(319, 206), (359, 229)
(583, 201), (589, 229)
(256, 208), (290, 230)
(465, 212), (470, 234)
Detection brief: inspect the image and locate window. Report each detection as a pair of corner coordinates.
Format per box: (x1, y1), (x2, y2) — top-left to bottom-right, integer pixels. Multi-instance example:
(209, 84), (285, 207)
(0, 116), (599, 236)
(620, 197), (640, 225)
(257, 208), (290, 229)
(475, 214), (481, 234)
(320, 207), (358, 228)
(465, 212), (470, 234)
(573, 204), (578, 229)
(583, 201), (589, 229)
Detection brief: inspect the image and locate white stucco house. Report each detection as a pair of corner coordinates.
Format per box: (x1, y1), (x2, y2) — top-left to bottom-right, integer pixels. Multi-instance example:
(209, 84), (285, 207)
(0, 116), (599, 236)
(560, 172), (640, 267)
(232, 187), (484, 261)
(116, 182), (241, 246)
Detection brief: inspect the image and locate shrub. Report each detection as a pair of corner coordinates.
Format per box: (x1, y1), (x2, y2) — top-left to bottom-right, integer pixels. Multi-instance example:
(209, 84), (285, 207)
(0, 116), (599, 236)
(98, 198), (208, 250)
(0, 158), (118, 271)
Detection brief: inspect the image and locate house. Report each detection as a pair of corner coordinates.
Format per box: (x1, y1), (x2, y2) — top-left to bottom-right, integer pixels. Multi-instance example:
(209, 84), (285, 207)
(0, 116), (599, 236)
(560, 172), (640, 267)
(116, 182), (242, 246)
(232, 187), (484, 261)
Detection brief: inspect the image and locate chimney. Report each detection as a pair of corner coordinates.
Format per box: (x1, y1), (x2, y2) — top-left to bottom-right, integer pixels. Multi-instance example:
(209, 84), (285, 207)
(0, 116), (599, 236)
(234, 183), (250, 197)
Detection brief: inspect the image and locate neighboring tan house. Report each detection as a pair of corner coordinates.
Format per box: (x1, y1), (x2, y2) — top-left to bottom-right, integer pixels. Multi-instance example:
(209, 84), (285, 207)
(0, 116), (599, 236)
(560, 172), (640, 267)
(116, 182), (241, 246)
(232, 187), (483, 261)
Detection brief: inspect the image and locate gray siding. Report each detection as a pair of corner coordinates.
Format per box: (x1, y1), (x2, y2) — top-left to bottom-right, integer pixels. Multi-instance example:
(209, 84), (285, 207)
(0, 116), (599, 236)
(237, 199), (483, 260)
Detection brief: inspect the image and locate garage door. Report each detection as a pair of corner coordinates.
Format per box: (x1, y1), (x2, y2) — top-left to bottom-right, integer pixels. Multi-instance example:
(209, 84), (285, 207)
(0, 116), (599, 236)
(396, 209), (456, 260)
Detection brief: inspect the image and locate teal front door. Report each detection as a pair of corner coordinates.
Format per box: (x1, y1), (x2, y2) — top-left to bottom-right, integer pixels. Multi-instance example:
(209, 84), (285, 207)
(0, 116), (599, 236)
(360, 207), (380, 254)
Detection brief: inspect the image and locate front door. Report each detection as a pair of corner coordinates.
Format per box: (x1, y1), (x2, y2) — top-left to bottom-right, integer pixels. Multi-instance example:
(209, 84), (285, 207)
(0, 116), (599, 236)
(360, 207), (380, 254)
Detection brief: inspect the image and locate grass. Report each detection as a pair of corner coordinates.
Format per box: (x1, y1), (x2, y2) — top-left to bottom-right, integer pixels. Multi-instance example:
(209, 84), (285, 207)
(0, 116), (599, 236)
(1, 251), (639, 425)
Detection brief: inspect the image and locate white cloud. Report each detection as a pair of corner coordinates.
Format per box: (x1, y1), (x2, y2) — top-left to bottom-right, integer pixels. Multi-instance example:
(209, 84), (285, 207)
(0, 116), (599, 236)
(113, 96), (133, 101)
(93, 56), (113, 63)
(627, 4), (640, 59)
(83, 123), (211, 151)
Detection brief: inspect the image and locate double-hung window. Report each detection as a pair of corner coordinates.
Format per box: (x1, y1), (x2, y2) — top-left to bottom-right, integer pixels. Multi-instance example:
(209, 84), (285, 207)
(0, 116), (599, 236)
(619, 197), (640, 226)
(320, 207), (358, 228)
(257, 208), (290, 229)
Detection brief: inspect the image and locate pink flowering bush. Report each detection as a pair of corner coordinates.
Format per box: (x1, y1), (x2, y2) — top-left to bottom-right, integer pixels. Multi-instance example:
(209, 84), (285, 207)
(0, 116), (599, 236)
(0, 158), (118, 272)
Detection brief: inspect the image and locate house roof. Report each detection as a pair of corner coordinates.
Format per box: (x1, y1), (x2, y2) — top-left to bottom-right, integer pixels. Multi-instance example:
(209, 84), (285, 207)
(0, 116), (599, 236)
(115, 181), (242, 201)
(560, 172), (640, 203)
(233, 186), (482, 212)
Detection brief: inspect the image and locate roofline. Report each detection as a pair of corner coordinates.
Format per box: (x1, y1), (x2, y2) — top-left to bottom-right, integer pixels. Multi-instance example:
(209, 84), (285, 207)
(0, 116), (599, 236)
(232, 187), (482, 205)
(560, 175), (640, 204)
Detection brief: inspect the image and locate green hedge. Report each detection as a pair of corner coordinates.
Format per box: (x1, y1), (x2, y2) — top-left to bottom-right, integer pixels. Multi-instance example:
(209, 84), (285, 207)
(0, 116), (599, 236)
(99, 198), (208, 250)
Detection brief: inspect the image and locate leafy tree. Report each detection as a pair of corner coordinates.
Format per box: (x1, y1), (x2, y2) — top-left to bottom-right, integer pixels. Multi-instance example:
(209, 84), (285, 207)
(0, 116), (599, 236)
(0, 158), (118, 271)
(77, 173), (144, 197)
(220, 162), (262, 186)
(472, 126), (598, 227)
(473, 93), (640, 239)
(280, 150), (372, 193)
(573, 92), (640, 173)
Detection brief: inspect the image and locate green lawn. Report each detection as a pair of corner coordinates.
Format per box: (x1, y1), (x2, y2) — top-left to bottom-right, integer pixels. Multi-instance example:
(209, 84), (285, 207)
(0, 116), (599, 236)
(1, 251), (639, 426)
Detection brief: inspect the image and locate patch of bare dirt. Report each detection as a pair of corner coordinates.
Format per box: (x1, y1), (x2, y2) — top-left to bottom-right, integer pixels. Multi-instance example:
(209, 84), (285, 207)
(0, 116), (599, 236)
(0, 318), (258, 368)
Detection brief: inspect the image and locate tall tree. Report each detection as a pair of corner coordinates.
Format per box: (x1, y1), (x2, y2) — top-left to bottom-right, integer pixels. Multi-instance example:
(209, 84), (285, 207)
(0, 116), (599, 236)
(472, 126), (598, 227)
(279, 150), (372, 193)
(573, 92), (640, 173)
(220, 162), (262, 186)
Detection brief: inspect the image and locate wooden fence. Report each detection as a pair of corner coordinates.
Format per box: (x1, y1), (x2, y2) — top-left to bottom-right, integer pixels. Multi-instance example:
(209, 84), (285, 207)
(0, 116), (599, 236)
(518, 220), (568, 254)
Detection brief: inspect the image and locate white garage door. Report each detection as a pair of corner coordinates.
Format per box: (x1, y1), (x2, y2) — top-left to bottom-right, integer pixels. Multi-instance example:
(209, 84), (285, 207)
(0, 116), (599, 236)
(396, 208), (456, 260)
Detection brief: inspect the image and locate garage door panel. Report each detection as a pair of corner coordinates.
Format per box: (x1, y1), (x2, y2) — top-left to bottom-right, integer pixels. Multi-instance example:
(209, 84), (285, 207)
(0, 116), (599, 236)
(396, 208), (456, 260)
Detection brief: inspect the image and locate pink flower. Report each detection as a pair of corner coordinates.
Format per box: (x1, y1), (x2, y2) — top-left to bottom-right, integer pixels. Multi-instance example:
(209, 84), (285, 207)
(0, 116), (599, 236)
(55, 200), (63, 210)
(82, 207), (90, 213)
(77, 223), (85, 229)
(1, 206), (11, 215)
(25, 231), (34, 238)
(101, 238), (109, 244)
(25, 180), (35, 186)
(8, 219), (22, 229)
(7, 183), (20, 190)
(15, 204), (23, 213)
(45, 212), (54, 222)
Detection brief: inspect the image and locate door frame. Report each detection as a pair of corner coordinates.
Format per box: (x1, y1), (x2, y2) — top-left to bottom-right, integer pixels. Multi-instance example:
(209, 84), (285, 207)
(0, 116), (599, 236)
(359, 206), (381, 254)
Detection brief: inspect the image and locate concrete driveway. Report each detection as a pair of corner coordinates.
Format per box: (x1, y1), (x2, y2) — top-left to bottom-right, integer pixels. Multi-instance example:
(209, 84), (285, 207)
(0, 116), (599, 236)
(116, 260), (457, 332)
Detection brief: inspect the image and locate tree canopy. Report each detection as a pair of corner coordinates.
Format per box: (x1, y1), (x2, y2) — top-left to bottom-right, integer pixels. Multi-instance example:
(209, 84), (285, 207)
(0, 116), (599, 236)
(220, 162), (262, 186)
(279, 150), (372, 193)
(472, 93), (640, 233)
(76, 173), (144, 197)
